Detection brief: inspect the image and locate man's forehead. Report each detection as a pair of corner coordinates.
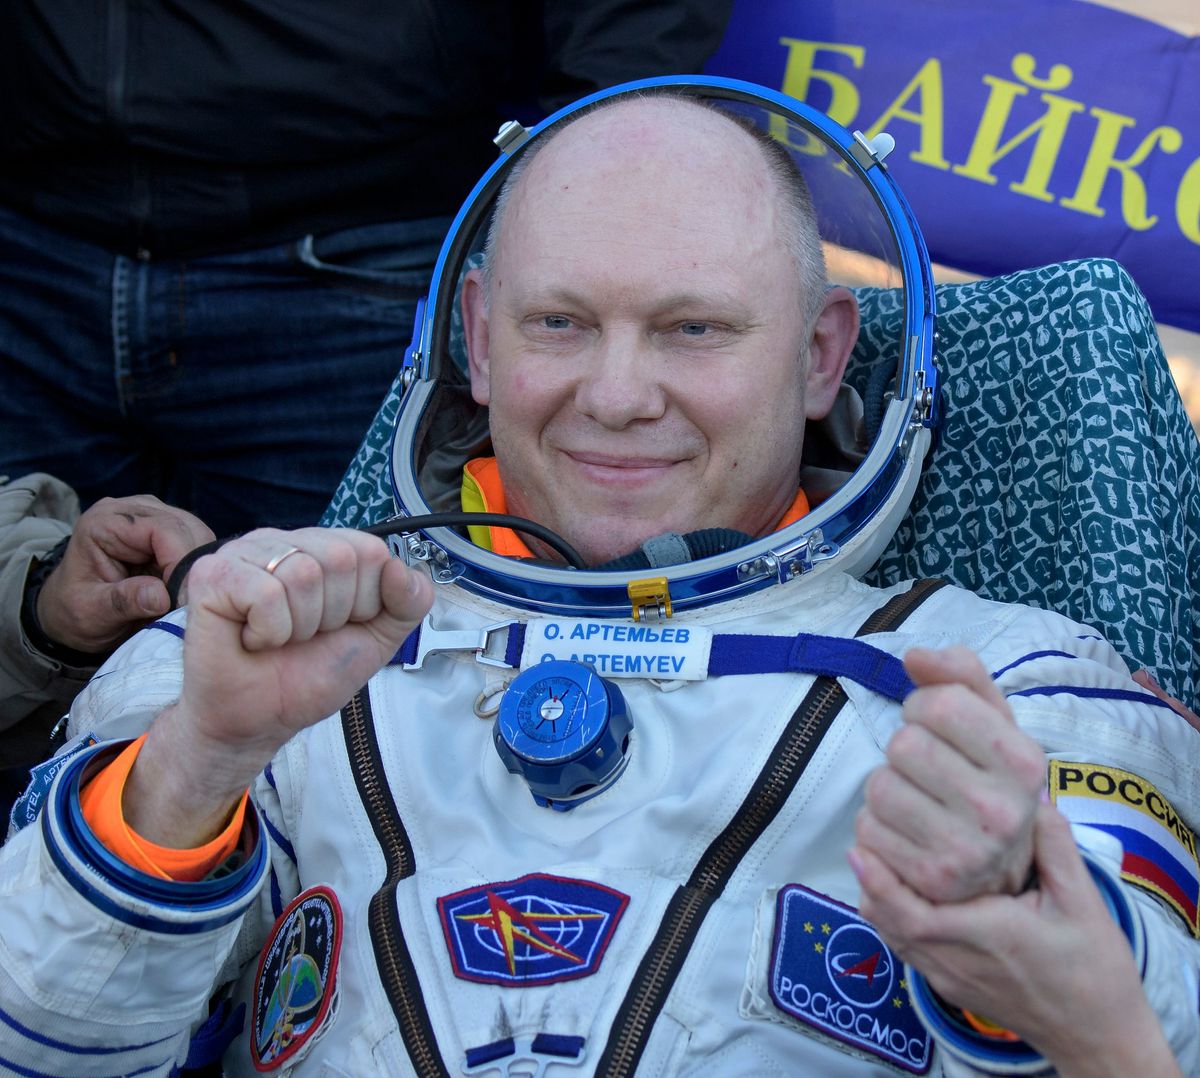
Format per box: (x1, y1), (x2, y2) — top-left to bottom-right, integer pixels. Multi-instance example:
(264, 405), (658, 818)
(520, 97), (761, 192)
(492, 98), (782, 271)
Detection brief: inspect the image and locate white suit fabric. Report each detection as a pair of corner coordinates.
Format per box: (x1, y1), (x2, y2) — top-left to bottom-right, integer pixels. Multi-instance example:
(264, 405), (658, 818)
(0, 569), (1197, 1077)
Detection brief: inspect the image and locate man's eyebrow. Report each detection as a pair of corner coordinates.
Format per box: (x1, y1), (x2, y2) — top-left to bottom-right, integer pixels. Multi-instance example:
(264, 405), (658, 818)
(515, 287), (755, 320)
(648, 292), (752, 317)
(515, 286), (594, 310)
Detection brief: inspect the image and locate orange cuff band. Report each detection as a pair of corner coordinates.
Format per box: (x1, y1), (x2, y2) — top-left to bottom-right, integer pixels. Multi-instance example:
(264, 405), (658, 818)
(960, 1009), (1021, 1042)
(79, 734), (249, 883)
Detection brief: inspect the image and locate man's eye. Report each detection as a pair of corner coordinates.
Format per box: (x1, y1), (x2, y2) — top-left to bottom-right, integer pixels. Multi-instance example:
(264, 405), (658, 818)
(542, 315), (572, 330)
(679, 322), (710, 336)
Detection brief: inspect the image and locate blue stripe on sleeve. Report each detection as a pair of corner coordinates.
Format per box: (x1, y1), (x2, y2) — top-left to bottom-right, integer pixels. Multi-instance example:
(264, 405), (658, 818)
(0, 1049), (170, 1078)
(269, 865), (283, 920)
(990, 650), (1078, 680)
(1006, 685), (1179, 713)
(1085, 823), (1199, 897)
(259, 809), (297, 867)
(0, 1003), (174, 1055)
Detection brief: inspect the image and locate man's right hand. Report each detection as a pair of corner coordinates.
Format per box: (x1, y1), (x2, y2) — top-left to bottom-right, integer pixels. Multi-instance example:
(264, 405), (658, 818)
(123, 528), (433, 848)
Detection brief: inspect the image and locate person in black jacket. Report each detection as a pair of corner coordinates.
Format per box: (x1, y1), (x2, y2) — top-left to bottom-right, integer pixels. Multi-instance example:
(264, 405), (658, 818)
(0, 2), (732, 538)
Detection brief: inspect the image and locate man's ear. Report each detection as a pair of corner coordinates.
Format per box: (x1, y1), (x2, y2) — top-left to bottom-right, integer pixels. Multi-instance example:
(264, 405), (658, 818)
(462, 267), (491, 406)
(804, 286), (860, 419)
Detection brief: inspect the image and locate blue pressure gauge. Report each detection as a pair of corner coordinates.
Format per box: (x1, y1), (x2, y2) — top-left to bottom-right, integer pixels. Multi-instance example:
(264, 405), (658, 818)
(494, 660), (633, 811)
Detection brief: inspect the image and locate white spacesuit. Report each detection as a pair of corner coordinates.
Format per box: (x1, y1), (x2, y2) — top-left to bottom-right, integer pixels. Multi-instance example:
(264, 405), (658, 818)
(3, 570), (1198, 1077)
(0, 77), (1197, 1078)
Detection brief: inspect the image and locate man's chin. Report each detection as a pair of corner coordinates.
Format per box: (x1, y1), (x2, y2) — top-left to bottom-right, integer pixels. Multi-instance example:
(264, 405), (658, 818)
(556, 516), (702, 569)
(512, 492), (718, 567)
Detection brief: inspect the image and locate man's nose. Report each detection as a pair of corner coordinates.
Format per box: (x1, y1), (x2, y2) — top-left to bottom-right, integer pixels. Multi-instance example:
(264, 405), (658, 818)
(573, 328), (667, 429)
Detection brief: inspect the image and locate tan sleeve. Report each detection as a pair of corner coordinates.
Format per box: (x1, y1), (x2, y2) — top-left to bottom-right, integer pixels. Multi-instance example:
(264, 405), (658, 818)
(0, 473), (88, 735)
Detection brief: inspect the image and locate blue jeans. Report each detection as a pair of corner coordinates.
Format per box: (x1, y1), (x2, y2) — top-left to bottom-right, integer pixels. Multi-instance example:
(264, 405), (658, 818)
(0, 205), (451, 536)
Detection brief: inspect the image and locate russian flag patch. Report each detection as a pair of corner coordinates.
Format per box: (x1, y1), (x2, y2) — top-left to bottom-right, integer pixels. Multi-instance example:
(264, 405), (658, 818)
(438, 873), (629, 987)
(770, 885), (932, 1073)
(1050, 761), (1200, 937)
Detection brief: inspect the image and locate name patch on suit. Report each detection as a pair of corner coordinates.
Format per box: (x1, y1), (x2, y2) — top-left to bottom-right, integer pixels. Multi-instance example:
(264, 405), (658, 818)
(1050, 760), (1200, 936)
(438, 873), (628, 987)
(522, 618), (712, 680)
(770, 885), (932, 1074)
(9, 734), (99, 834)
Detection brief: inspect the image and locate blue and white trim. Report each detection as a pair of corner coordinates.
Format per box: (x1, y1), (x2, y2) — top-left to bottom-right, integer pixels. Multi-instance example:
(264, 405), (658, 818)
(41, 741), (269, 935)
(0, 1001), (179, 1078)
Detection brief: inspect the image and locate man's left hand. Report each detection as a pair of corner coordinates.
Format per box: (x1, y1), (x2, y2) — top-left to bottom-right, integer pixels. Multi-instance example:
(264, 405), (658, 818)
(854, 646), (1046, 903)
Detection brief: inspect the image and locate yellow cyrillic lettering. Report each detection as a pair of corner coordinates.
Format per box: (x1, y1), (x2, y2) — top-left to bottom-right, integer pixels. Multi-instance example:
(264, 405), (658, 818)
(1174, 154), (1200, 244)
(864, 58), (950, 169)
(1060, 108), (1182, 227)
(778, 38), (865, 125)
(1010, 53), (1073, 92)
(952, 54), (1084, 203)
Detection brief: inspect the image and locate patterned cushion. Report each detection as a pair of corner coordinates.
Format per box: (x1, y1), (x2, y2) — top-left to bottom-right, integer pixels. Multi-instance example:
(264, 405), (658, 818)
(323, 258), (1200, 705)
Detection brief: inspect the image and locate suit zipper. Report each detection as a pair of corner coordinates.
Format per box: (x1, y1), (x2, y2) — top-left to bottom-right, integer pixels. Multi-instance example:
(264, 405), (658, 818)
(596, 578), (947, 1076)
(342, 689), (449, 1077)
(344, 579), (946, 1077)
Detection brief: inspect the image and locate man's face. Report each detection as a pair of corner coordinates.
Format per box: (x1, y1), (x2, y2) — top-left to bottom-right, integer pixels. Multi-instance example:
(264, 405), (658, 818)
(463, 100), (856, 566)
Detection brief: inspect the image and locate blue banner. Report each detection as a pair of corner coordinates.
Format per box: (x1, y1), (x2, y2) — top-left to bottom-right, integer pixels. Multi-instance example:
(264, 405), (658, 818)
(706, 0), (1200, 332)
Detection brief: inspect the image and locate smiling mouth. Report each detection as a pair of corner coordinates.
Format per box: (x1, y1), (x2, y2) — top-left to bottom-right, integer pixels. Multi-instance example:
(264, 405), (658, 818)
(567, 451), (678, 468)
(563, 451), (683, 482)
